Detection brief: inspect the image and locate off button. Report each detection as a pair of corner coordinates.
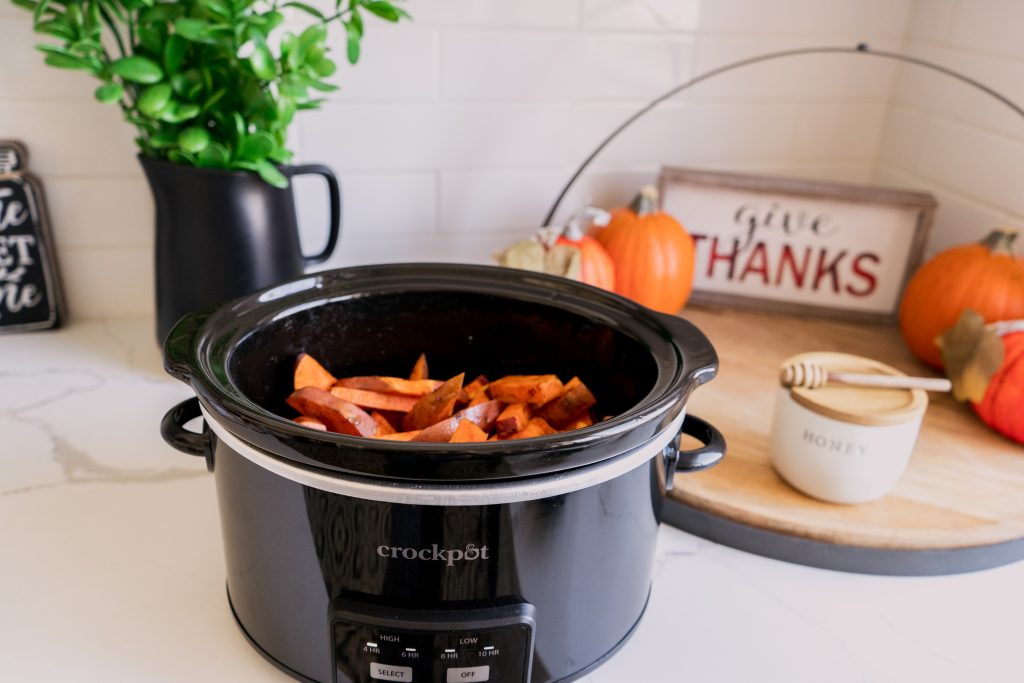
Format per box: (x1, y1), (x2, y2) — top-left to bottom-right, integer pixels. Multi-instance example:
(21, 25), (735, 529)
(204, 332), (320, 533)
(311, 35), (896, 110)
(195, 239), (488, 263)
(446, 665), (490, 682)
(370, 662), (413, 681)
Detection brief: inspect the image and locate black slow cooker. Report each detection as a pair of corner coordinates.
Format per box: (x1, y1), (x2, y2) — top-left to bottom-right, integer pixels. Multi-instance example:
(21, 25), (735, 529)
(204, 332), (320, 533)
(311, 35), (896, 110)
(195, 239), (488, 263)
(161, 264), (724, 683)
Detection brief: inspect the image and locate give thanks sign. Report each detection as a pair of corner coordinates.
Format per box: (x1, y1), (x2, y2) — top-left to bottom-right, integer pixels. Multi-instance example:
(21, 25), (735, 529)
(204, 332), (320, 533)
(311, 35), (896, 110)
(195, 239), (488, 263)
(0, 141), (64, 333)
(659, 168), (935, 320)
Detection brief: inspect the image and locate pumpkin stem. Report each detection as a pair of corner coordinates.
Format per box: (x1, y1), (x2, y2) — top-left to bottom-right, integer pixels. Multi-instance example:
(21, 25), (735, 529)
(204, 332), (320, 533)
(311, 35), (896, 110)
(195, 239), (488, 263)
(980, 229), (1019, 256)
(628, 185), (660, 216)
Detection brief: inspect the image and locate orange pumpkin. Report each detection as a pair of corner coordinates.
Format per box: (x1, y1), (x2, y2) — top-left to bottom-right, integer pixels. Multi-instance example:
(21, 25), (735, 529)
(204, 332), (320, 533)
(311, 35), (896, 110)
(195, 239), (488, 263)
(555, 226), (615, 292)
(973, 325), (1024, 444)
(899, 229), (1024, 368)
(596, 185), (695, 314)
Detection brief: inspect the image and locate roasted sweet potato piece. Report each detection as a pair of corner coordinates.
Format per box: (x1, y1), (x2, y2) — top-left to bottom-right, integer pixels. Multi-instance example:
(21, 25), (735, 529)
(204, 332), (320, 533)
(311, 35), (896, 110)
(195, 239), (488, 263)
(293, 415), (327, 431)
(495, 402), (531, 437)
(402, 373), (465, 431)
(536, 377), (596, 427)
(287, 387), (378, 437)
(488, 374), (563, 406)
(370, 411), (397, 435)
(409, 353), (429, 381)
(294, 353), (336, 391)
(561, 411), (595, 431)
(458, 374), (489, 404)
(329, 386), (418, 412)
(334, 376), (442, 396)
(411, 400), (502, 442)
(468, 392), (490, 407)
(375, 430), (422, 441)
(505, 417), (557, 440)
(450, 419), (488, 443)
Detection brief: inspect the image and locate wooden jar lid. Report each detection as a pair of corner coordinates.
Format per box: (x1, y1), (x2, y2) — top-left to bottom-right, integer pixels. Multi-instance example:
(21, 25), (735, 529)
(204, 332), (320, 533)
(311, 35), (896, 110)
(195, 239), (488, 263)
(784, 352), (929, 426)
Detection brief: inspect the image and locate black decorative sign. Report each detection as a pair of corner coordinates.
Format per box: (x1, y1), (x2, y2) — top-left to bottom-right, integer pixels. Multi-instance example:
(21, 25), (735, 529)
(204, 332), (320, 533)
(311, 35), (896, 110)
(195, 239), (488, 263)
(0, 141), (64, 333)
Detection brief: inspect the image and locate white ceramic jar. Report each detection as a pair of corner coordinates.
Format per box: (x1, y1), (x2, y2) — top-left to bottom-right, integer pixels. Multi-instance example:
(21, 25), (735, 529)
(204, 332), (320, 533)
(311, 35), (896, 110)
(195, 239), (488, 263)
(770, 352), (928, 504)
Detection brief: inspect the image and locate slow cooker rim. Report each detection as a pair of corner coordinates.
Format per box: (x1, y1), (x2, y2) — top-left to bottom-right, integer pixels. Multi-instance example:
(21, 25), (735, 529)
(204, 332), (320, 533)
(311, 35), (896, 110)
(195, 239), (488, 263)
(165, 263), (709, 480)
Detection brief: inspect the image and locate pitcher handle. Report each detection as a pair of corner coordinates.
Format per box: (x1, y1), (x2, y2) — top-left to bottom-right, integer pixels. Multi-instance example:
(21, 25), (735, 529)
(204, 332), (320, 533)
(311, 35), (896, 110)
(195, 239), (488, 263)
(288, 164), (342, 266)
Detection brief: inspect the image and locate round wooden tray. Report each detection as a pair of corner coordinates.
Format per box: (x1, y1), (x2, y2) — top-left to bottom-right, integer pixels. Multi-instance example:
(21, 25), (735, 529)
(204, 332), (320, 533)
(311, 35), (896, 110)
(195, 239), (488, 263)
(665, 308), (1024, 575)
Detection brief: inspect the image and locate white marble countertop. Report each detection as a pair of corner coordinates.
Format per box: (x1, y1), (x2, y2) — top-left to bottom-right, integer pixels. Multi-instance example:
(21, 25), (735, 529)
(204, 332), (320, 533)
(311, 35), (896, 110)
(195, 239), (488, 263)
(2, 319), (1023, 683)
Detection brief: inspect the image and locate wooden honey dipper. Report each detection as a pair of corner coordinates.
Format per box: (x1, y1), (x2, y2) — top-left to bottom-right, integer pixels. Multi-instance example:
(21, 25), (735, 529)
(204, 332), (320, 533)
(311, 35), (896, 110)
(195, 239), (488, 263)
(780, 361), (952, 392)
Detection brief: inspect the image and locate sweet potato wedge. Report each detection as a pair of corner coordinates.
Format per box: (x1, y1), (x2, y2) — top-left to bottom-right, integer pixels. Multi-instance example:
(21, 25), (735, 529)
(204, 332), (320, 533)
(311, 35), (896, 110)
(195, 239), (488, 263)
(468, 392), (491, 407)
(488, 374), (563, 406)
(294, 353), (336, 391)
(458, 374), (489, 404)
(411, 400), (502, 442)
(495, 402), (531, 437)
(334, 376), (443, 396)
(561, 411), (595, 431)
(536, 377), (596, 427)
(287, 387), (378, 437)
(402, 373), (465, 431)
(409, 353), (429, 381)
(375, 430), (422, 441)
(505, 417), (556, 440)
(329, 386), (419, 412)
(293, 415), (327, 431)
(450, 419), (488, 443)
(370, 411), (396, 435)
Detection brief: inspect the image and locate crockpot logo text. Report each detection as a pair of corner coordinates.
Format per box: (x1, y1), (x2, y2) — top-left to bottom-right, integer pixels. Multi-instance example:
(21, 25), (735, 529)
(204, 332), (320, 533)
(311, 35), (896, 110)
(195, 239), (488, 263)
(377, 543), (490, 567)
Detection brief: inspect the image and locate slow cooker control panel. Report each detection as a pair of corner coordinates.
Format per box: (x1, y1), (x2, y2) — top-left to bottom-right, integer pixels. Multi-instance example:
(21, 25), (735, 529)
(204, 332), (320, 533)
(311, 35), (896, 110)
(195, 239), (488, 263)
(332, 602), (535, 683)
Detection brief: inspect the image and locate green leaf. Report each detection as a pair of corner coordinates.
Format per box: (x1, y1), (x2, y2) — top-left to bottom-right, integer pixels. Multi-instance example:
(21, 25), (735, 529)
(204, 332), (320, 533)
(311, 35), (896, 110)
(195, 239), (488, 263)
(97, 0), (126, 22)
(345, 21), (361, 64)
(283, 1), (324, 19)
(304, 77), (339, 93)
(196, 142), (230, 168)
(198, 0), (231, 17)
(233, 112), (247, 139)
(236, 131), (275, 161)
(164, 34), (187, 74)
(312, 57), (336, 78)
(202, 88), (227, 111)
(254, 159), (288, 188)
(148, 130), (179, 149)
(363, 1), (406, 22)
(296, 98), (326, 111)
(138, 83), (173, 116)
(280, 31), (297, 68)
(158, 102), (201, 123)
(35, 43), (79, 59)
(167, 149), (197, 166)
(44, 53), (94, 71)
(178, 126), (211, 154)
(94, 82), (124, 104)
(11, 0), (39, 11)
(137, 25), (166, 55)
(174, 18), (210, 42)
(249, 41), (276, 80)
(298, 23), (327, 56)
(349, 7), (364, 38)
(109, 56), (164, 84)
(34, 20), (76, 40)
(33, 0), (52, 24)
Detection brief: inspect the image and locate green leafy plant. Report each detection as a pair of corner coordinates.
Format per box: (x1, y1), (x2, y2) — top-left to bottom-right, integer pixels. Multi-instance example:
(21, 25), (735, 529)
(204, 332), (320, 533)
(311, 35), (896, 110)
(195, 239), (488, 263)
(12, 0), (408, 186)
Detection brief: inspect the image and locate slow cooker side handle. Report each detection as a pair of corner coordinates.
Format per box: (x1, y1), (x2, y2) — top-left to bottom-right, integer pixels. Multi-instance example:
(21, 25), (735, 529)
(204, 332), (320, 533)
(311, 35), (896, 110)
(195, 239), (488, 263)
(160, 397), (214, 472)
(663, 414), (725, 491)
(654, 313), (718, 387)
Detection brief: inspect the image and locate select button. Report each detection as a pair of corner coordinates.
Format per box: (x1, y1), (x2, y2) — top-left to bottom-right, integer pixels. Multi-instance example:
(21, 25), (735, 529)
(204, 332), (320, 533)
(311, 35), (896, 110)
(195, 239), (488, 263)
(446, 665), (490, 682)
(370, 662), (413, 681)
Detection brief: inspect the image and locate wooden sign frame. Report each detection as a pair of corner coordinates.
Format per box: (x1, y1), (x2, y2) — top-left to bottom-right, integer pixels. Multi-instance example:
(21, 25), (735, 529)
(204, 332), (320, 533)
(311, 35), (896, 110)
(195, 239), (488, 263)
(658, 167), (936, 322)
(0, 140), (66, 333)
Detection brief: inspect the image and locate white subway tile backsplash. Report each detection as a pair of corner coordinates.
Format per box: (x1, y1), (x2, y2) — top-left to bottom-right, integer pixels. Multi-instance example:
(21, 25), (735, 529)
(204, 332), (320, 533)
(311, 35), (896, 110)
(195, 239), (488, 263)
(58, 246), (153, 318)
(790, 102), (888, 161)
(412, 0), (581, 28)
(699, 0), (912, 38)
(914, 117), (1024, 216)
(569, 102), (797, 167)
(581, 0), (701, 31)
(951, 0), (1024, 59)
(4, 0), (1023, 320)
(3, 102), (139, 177)
(298, 103), (571, 170)
(327, 24), (440, 101)
(441, 30), (692, 101)
(692, 36), (900, 101)
(439, 169), (568, 234)
(0, 19), (96, 101)
(44, 177), (152, 249)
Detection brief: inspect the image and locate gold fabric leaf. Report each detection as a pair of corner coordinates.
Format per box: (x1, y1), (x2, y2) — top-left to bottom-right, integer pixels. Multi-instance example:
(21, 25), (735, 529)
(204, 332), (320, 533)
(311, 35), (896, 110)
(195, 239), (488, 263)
(937, 309), (1005, 403)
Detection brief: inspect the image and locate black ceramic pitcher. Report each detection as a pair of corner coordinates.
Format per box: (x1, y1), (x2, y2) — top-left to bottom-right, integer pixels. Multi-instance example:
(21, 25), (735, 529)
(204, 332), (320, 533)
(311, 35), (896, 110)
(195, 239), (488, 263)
(140, 157), (341, 343)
